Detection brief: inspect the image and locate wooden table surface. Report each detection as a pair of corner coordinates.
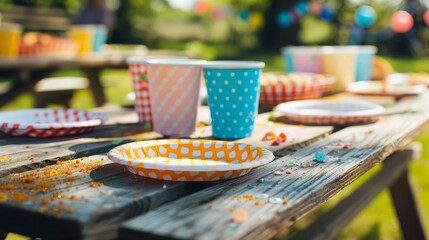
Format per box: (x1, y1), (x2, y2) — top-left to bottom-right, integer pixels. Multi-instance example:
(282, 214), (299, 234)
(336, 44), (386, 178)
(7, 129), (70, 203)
(0, 94), (428, 240)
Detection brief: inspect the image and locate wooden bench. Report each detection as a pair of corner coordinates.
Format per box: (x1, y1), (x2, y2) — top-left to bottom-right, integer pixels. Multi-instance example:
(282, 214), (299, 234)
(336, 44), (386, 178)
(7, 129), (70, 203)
(33, 77), (88, 108)
(0, 5), (72, 32)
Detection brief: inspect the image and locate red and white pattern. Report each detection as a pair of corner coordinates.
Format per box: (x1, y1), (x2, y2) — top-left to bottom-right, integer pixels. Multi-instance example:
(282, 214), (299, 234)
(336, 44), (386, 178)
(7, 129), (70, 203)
(0, 109), (108, 137)
(276, 100), (384, 126)
(259, 76), (334, 107)
(128, 63), (152, 128)
(19, 38), (78, 57)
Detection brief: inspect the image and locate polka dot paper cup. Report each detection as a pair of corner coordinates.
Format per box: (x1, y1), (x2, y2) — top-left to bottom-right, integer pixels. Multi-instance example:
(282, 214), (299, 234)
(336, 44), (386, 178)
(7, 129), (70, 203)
(204, 61), (265, 140)
(146, 59), (206, 137)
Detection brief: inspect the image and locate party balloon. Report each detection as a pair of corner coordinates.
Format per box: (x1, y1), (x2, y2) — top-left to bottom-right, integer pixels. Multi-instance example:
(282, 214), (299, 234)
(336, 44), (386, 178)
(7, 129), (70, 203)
(195, 1), (209, 15)
(424, 10), (429, 26)
(309, 1), (323, 15)
(295, 2), (309, 15)
(355, 5), (376, 28)
(238, 10), (249, 21)
(277, 10), (293, 27)
(249, 12), (264, 29)
(212, 8), (225, 20)
(320, 7), (334, 21)
(390, 10), (413, 33)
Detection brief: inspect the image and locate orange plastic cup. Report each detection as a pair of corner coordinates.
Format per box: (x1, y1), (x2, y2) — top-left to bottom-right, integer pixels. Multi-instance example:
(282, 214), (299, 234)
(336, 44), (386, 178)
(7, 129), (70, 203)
(68, 25), (93, 54)
(0, 23), (21, 59)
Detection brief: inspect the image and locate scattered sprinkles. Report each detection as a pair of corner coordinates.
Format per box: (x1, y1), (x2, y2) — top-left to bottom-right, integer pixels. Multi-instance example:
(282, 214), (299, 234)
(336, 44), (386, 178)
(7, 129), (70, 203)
(261, 131), (276, 141)
(232, 209), (248, 223)
(0, 155), (12, 162)
(89, 182), (104, 188)
(271, 132), (287, 146)
(255, 194), (269, 199)
(258, 178), (270, 183)
(247, 183), (257, 189)
(314, 152), (327, 162)
(274, 171), (284, 176)
(268, 197), (283, 204)
(0, 158), (106, 216)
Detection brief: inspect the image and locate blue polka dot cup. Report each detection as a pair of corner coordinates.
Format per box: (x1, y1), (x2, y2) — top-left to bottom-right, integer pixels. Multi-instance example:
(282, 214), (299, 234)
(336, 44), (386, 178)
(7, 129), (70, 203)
(203, 61), (265, 140)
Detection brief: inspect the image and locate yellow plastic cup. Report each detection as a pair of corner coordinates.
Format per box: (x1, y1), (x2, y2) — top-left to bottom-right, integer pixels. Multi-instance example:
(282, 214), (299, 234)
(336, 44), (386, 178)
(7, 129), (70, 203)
(321, 46), (357, 92)
(0, 23), (21, 59)
(68, 25), (94, 54)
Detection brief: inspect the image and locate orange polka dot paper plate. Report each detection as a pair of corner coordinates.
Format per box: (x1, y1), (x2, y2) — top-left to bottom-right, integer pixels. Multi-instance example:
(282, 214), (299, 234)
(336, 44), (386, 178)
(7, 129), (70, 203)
(107, 139), (275, 182)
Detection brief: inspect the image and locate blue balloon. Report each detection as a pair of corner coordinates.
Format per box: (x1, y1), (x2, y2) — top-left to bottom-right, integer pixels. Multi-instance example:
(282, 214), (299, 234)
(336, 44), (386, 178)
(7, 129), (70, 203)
(355, 5), (376, 28)
(320, 7), (335, 21)
(295, 1), (309, 15)
(277, 10), (293, 27)
(238, 10), (249, 21)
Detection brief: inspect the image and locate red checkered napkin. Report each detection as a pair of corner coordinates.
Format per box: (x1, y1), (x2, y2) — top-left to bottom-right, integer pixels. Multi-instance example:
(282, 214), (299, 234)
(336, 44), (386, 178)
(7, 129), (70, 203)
(276, 100), (384, 126)
(259, 73), (334, 107)
(0, 109), (108, 137)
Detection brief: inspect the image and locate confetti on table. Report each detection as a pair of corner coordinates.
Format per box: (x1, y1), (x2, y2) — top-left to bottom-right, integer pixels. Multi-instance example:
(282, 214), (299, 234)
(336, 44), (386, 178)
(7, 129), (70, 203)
(261, 131), (276, 141)
(274, 171), (284, 176)
(232, 209), (248, 223)
(314, 151), (327, 162)
(269, 197), (283, 204)
(247, 183), (257, 189)
(258, 178), (270, 183)
(271, 132), (287, 146)
(256, 194), (269, 199)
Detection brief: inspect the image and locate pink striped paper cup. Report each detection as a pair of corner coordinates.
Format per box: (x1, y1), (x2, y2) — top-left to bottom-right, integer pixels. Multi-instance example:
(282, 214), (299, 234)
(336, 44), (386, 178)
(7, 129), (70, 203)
(127, 56), (187, 130)
(146, 59), (206, 137)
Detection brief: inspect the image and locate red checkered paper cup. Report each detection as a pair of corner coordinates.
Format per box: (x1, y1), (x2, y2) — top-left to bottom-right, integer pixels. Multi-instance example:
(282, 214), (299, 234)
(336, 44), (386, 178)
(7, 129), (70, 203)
(127, 56), (187, 130)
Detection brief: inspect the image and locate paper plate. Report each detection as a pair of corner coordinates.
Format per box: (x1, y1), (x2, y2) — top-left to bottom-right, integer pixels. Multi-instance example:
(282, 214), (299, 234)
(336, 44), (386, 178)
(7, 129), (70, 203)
(259, 73), (334, 107)
(0, 109), (108, 137)
(347, 81), (427, 98)
(107, 139), (275, 182)
(276, 100), (384, 125)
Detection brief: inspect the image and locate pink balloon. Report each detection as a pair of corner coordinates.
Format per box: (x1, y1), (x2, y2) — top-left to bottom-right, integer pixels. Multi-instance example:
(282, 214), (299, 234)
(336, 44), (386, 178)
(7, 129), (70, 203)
(424, 10), (429, 26)
(390, 10), (413, 33)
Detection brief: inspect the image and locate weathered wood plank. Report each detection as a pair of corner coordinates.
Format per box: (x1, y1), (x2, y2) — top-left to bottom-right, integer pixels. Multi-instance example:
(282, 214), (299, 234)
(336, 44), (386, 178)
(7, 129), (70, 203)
(291, 149), (415, 240)
(0, 125), (160, 177)
(0, 115), (331, 239)
(0, 154), (212, 240)
(118, 94), (429, 240)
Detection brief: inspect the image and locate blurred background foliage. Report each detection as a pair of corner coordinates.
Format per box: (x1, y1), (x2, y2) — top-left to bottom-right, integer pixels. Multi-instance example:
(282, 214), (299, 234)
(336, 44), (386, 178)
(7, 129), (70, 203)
(1, 0), (428, 59)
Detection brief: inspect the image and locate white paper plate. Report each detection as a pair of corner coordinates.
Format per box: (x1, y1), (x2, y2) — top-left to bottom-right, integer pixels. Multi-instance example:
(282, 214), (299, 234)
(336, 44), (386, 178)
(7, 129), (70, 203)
(276, 100), (384, 125)
(0, 109), (108, 137)
(347, 81), (427, 98)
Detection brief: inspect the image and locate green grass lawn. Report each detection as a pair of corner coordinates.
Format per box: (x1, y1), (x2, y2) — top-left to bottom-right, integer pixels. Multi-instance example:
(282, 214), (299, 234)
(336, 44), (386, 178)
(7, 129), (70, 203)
(2, 54), (429, 240)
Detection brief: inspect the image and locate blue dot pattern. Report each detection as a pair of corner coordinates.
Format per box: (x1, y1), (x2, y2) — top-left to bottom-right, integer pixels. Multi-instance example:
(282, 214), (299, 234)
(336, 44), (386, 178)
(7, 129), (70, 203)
(204, 68), (261, 139)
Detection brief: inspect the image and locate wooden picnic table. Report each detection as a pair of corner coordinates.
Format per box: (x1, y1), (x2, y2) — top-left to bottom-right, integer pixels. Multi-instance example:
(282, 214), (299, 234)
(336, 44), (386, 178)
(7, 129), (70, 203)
(0, 55), (128, 108)
(0, 93), (428, 240)
(0, 50), (186, 108)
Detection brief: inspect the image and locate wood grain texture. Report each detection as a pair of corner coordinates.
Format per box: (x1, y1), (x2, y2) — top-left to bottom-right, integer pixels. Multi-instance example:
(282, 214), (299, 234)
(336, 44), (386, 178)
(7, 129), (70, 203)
(292, 149), (415, 240)
(0, 125), (160, 177)
(0, 154), (210, 240)
(119, 95), (429, 240)
(0, 109), (331, 239)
